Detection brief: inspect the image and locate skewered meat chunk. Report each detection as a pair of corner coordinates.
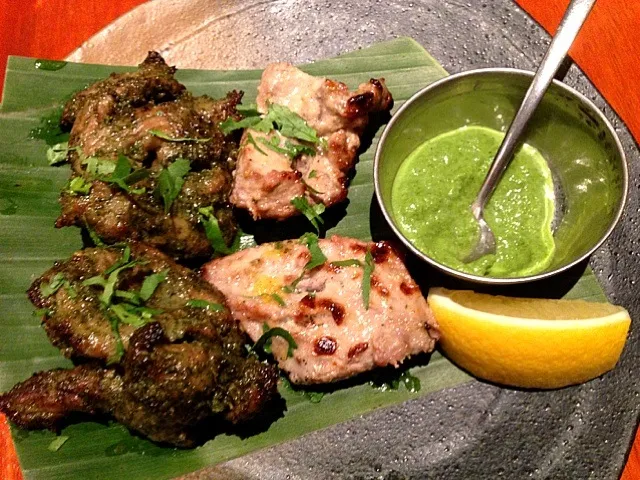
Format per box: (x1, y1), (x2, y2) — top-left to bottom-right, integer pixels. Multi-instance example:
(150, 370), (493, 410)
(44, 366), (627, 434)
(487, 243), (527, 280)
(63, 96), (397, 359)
(1, 243), (279, 446)
(202, 235), (439, 384)
(56, 52), (241, 259)
(230, 63), (393, 220)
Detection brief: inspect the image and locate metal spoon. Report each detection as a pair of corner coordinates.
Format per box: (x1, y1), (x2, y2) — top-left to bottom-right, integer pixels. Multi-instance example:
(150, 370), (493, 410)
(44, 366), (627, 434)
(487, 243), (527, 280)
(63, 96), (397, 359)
(465, 0), (597, 263)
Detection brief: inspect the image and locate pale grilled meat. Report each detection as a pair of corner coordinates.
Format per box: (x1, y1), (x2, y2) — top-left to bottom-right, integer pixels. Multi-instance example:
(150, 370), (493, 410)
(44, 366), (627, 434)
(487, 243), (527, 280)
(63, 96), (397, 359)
(202, 235), (439, 384)
(230, 63), (393, 220)
(1, 243), (278, 446)
(56, 52), (241, 259)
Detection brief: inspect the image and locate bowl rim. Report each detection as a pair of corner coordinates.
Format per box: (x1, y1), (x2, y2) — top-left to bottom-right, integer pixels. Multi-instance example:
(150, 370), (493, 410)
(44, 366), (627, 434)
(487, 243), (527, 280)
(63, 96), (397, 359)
(373, 67), (629, 285)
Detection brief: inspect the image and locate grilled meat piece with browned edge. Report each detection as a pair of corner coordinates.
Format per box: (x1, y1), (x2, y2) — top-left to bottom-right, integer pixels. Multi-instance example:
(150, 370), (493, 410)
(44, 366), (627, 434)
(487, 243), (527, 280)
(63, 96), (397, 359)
(230, 63), (393, 220)
(0, 243), (278, 446)
(56, 52), (242, 259)
(202, 235), (439, 384)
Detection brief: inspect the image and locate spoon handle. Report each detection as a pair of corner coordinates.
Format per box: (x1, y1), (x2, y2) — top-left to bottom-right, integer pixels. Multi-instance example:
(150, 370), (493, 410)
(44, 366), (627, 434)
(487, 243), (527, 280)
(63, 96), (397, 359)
(471, 0), (597, 216)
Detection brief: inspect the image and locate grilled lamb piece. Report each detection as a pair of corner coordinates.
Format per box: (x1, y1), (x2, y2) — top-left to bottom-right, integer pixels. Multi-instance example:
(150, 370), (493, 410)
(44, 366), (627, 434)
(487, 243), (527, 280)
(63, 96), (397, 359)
(0, 243), (279, 446)
(202, 235), (439, 384)
(230, 63), (393, 220)
(56, 52), (241, 259)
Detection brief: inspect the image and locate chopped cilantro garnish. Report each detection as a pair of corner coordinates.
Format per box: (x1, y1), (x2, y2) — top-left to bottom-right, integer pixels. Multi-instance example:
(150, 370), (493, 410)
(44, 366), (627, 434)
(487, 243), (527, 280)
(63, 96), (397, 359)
(40, 273), (77, 299)
(219, 103), (320, 145)
(186, 299), (226, 312)
(301, 179), (323, 195)
(148, 129), (210, 143)
(199, 206), (232, 255)
(270, 293), (286, 306)
(82, 156), (117, 176)
(97, 154), (149, 194)
(300, 233), (327, 271)
(84, 223), (105, 247)
(362, 249), (374, 310)
(245, 132), (266, 154)
(308, 170), (318, 179)
(253, 323), (297, 358)
(267, 103), (319, 143)
(330, 259), (363, 268)
(291, 196), (325, 233)
(230, 229), (257, 252)
(48, 435), (69, 452)
(236, 103), (259, 116)
(282, 233), (327, 293)
(47, 142), (77, 166)
(104, 245), (132, 275)
(154, 158), (191, 213)
(33, 308), (51, 317)
(219, 116), (264, 135)
(370, 369), (421, 393)
(256, 135), (315, 159)
(40, 273), (66, 297)
(138, 269), (169, 301)
(82, 248), (167, 363)
(400, 371), (421, 392)
(99, 259), (140, 306)
(66, 177), (91, 195)
(105, 310), (125, 365)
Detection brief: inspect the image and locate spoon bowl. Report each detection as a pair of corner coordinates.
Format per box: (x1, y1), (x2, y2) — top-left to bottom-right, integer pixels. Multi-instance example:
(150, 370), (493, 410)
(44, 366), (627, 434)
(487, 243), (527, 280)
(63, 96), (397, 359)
(465, 0), (597, 262)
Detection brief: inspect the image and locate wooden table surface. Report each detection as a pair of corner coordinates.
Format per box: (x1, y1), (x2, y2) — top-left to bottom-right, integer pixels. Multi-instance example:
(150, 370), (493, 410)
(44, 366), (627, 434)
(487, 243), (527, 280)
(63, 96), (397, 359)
(0, 1), (638, 479)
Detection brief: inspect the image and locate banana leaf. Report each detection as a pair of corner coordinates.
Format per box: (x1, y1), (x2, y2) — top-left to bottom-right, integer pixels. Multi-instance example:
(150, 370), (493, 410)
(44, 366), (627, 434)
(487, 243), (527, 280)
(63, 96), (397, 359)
(0, 37), (606, 479)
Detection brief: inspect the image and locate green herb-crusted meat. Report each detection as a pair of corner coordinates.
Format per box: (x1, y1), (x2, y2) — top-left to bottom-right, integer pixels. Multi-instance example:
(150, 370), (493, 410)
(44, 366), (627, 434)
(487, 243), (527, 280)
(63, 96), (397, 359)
(56, 52), (242, 259)
(0, 243), (278, 446)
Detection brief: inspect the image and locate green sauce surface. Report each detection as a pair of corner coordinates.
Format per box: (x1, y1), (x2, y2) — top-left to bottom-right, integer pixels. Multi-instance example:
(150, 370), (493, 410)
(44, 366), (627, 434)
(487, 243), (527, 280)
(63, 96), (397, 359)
(391, 126), (555, 277)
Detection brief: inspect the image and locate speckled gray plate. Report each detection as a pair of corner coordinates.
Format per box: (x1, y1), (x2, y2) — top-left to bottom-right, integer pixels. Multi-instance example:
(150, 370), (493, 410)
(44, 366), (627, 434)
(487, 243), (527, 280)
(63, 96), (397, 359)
(69, 1), (640, 478)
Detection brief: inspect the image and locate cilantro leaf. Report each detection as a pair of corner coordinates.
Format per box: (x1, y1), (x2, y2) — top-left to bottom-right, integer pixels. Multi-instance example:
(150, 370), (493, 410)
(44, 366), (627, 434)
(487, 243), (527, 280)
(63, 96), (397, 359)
(270, 293), (286, 306)
(245, 132), (266, 154)
(236, 103), (259, 116)
(308, 170), (318, 179)
(66, 177), (91, 195)
(291, 196), (325, 233)
(400, 371), (421, 393)
(330, 259), (363, 267)
(105, 310), (125, 365)
(138, 269), (169, 301)
(40, 273), (66, 297)
(97, 155), (149, 194)
(257, 135), (316, 159)
(199, 206), (232, 255)
(219, 116), (263, 135)
(230, 229), (257, 252)
(301, 179), (323, 195)
(100, 260), (140, 306)
(148, 129), (210, 143)
(109, 303), (148, 328)
(253, 323), (298, 358)
(186, 299), (226, 312)
(84, 223), (106, 247)
(104, 245), (132, 275)
(300, 232), (327, 271)
(82, 156), (117, 176)
(47, 142), (77, 166)
(266, 103), (319, 143)
(362, 249), (374, 310)
(154, 158), (191, 213)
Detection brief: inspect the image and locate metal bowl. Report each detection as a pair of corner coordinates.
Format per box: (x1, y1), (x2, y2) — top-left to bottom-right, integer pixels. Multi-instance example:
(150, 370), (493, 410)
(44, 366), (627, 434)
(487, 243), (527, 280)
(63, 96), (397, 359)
(374, 68), (628, 284)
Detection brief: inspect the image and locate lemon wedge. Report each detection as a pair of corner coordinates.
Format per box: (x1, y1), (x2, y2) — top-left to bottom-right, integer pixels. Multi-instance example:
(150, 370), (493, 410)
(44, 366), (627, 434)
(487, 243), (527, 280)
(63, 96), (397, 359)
(427, 287), (631, 389)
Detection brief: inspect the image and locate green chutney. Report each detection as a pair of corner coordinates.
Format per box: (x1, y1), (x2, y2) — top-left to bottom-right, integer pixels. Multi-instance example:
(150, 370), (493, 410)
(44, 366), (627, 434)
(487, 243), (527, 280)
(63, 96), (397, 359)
(391, 126), (555, 277)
